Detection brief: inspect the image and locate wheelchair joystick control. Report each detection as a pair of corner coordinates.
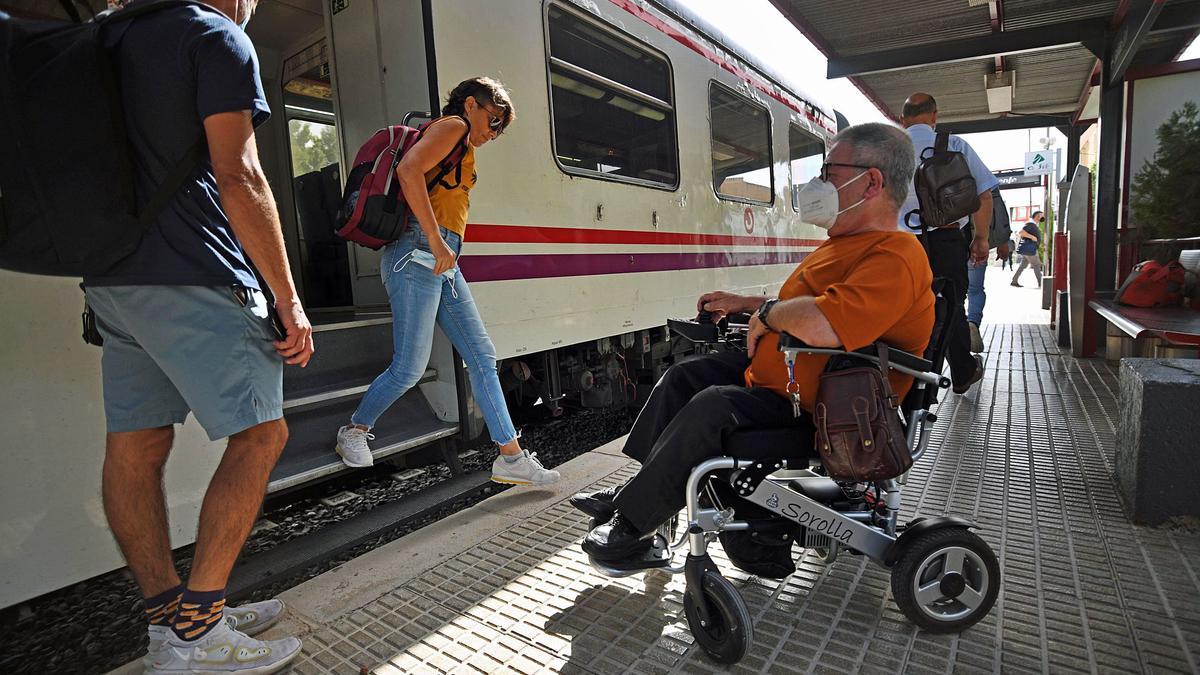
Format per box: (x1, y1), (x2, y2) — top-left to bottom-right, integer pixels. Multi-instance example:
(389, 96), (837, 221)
(696, 309), (714, 324)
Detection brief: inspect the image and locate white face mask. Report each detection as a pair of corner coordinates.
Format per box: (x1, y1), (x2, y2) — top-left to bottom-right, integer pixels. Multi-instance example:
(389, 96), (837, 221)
(796, 170), (869, 230)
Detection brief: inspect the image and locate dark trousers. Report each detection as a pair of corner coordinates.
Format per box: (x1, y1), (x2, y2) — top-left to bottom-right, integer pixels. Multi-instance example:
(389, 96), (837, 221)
(613, 351), (813, 533)
(924, 228), (977, 386)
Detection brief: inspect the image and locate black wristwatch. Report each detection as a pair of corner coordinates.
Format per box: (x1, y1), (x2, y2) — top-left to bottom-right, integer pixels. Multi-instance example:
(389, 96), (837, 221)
(757, 299), (779, 331)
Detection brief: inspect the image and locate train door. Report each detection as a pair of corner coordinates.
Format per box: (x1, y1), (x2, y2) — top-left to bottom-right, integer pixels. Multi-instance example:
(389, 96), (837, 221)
(281, 39), (354, 309)
(325, 0), (437, 307)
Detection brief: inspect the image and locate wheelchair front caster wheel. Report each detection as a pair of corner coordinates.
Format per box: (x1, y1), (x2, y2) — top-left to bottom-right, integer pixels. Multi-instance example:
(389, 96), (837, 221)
(683, 571), (753, 664)
(891, 526), (1000, 633)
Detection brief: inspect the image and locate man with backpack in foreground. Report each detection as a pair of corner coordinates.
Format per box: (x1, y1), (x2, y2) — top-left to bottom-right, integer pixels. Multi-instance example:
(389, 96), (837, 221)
(898, 93), (998, 395)
(964, 186), (1013, 353)
(1, 0), (314, 671)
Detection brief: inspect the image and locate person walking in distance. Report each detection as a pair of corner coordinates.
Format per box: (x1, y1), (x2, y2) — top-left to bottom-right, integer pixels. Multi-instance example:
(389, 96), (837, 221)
(82, 1), (313, 671)
(334, 78), (560, 487)
(897, 93), (998, 395)
(1011, 210), (1045, 287)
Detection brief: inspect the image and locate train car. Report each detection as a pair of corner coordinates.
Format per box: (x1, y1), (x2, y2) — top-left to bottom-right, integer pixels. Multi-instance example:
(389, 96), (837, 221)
(0, 0), (840, 610)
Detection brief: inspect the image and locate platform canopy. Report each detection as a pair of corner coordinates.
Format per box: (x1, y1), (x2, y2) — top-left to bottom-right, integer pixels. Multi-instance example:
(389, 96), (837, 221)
(769, 0), (1200, 133)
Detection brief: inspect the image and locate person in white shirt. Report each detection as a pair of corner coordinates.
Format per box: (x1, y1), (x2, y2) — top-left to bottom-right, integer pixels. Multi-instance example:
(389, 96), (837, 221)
(897, 93), (999, 395)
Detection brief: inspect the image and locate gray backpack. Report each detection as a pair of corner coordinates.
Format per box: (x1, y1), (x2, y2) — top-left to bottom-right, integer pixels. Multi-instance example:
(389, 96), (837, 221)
(905, 131), (981, 234)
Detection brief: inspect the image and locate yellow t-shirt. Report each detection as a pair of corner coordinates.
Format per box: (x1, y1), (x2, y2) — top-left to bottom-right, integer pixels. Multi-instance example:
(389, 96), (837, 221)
(423, 117), (476, 238)
(745, 229), (935, 411)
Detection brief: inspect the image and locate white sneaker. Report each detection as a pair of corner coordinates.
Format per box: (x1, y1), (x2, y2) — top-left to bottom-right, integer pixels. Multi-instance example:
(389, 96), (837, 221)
(491, 450), (560, 486)
(143, 619), (301, 674)
(336, 425), (374, 468)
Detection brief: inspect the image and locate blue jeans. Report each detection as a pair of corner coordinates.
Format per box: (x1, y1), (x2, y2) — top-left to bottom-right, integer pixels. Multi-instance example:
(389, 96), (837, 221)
(966, 259), (986, 325)
(351, 223), (518, 445)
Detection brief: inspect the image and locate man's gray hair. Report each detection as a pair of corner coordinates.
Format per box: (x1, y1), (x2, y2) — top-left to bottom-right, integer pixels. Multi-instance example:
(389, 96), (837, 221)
(831, 123), (914, 208)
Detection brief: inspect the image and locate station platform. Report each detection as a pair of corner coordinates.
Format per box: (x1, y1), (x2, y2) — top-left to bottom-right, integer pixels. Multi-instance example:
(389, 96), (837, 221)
(116, 271), (1200, 674)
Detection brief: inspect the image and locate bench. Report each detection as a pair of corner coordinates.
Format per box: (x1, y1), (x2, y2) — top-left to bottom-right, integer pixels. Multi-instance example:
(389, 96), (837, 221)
(1115, 358), (1200, 524)
(1088, 249), (1200, 360)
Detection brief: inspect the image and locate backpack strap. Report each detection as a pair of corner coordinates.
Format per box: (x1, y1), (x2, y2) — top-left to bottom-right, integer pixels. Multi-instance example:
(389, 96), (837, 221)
(935, 130), (950, 153)
(58, 0), (84, 23)
(137, 136), (206, 224)
(422, 114), (471, 191)
(99, 0), (209, 24)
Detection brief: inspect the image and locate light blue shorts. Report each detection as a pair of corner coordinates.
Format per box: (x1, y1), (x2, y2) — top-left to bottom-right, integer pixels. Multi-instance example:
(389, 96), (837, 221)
(86, 285), (284, 441)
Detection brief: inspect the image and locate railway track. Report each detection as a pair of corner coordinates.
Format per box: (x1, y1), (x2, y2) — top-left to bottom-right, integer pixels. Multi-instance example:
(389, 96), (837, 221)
(0, 406), (633, 674)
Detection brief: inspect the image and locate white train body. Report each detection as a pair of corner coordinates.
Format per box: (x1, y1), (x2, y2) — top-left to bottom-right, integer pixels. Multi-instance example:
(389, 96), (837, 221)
(0, 0), (838, 610)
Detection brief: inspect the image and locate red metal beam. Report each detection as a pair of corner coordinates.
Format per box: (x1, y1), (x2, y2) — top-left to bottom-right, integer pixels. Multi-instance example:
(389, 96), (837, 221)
(990, 0), (1005, 73)
(767, 1), (897, 121)
(1071, 61), (1102, 125)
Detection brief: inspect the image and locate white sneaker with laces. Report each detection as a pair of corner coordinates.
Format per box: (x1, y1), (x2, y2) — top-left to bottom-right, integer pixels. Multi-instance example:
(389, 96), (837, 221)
(144, 599), (288, 671)
(336, 425), (374, 468)
(143, 619), (301, 674)
(491, 450), (560, 485)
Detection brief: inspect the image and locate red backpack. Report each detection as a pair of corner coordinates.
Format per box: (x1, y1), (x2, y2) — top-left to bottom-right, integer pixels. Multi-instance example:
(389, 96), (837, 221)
(335, 118), (468, 249)
(1115, 260), (1187, 307)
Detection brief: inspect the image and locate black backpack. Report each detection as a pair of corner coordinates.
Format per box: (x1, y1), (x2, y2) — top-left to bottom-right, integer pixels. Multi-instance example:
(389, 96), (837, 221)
(0, 0), (205, 277)
(987, 186), (1010, 249)
(904, 131), (981, 234)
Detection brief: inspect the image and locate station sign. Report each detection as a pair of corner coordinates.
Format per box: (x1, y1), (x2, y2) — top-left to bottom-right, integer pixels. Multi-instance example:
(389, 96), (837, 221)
(1024, 151), (1054, 176)
(994, 169), (1043, 190)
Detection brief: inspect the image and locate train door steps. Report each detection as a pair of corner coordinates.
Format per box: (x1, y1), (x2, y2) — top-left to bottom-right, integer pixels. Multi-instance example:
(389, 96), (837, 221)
(268, 391), (458, 493)
(283, 318), (394, 401)
(269, 315), (457, 493)
(227, 470), (495, 601)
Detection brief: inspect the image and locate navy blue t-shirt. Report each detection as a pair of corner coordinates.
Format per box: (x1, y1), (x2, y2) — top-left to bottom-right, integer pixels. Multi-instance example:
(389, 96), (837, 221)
(1017, 222), (1041, 256)
(84, 2), (270, 289)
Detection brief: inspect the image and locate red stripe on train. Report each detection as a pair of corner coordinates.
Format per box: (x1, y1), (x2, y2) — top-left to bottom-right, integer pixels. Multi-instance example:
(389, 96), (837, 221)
(466, 223), (824, 248)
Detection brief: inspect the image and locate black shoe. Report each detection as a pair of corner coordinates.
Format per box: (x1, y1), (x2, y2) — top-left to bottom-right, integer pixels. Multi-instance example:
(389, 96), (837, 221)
(953, 355), (985, 395)
(1010, 281), (1021, 287)
(569, 484), (621, 524)
(582, 513), (655, 562)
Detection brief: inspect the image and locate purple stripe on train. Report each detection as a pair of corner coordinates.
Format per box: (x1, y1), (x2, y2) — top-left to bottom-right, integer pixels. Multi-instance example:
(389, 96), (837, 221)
(457, 250), (812, 283)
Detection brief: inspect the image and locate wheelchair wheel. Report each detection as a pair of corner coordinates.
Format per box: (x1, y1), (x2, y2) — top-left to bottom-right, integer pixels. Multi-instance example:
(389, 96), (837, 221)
(891, 527), (1000, 633)
(683, 571), (753, 664)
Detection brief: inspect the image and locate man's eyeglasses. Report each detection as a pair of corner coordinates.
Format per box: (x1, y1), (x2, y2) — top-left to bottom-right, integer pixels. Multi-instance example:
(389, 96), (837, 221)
(820, 162), (873, 182)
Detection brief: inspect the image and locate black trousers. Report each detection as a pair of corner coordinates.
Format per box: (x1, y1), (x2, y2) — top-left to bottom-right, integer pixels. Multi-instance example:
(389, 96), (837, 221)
(613, 351), (813, 533)
(923, 228), (976, 386)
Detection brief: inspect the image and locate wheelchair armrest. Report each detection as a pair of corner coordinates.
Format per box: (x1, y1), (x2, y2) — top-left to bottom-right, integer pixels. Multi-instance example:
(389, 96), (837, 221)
(777, 333), (937, 375)
(668, 317), (720, 343)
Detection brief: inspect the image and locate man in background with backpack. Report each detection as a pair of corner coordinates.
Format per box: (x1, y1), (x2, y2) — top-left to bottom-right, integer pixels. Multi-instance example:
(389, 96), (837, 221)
(1011, 210), (1045, 287)
(898, 93), (998, 395)
(79, 0), (312, 671)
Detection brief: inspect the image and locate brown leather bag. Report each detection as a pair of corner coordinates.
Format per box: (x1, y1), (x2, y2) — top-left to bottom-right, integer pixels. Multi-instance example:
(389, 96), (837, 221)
(813, 343), (913, 481)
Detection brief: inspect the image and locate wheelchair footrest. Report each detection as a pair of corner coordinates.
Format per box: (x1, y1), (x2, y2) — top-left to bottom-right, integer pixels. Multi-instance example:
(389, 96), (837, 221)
(587, 533), (673, 576)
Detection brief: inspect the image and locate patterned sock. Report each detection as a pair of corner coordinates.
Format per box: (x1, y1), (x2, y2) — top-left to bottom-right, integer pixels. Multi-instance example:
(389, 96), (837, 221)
(143, 585), (183, 627)
(171, 588), (227, 642)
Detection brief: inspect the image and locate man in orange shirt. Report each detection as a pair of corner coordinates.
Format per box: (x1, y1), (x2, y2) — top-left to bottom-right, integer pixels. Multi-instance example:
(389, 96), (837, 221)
(578, 123), (935, 562)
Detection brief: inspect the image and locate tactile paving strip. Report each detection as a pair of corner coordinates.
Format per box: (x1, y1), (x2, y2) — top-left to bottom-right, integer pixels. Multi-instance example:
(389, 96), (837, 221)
(290, 324), (1200, 674)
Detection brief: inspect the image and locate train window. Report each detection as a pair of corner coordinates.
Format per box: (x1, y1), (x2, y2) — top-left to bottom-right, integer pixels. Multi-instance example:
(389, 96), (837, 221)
(709, 83), (772, 204)
(789, 125), (824, 211)
(545, 4), (678, 188)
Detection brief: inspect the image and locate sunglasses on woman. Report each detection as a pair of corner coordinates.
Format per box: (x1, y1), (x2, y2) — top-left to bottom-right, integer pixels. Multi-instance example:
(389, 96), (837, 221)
(474, 97), (506, 134)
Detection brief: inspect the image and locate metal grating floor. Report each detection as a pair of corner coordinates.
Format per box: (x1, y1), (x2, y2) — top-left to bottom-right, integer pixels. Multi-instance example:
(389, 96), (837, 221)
(284, 324), (1200, 674)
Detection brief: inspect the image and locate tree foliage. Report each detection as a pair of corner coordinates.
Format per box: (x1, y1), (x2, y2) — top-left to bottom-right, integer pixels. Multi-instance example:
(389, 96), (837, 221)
(1129, 101), (1200, 242)
(289, 120), (339, 176)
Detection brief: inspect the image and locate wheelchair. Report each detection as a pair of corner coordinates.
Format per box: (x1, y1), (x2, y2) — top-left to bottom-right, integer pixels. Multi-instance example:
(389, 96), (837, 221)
(583, 281), (1001, 664)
